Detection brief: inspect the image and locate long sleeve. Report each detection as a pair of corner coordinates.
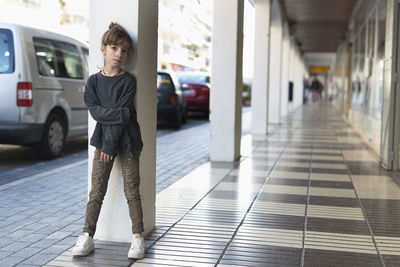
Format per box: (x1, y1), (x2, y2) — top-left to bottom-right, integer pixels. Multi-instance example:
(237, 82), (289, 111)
(100, 78), (136, 155)
(84, 78), (131, 125)
(86, 73), (142, 154)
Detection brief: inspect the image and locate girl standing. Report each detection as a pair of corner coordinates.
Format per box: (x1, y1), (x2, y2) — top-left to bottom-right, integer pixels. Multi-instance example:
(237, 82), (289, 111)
(72, 22), (145, 259)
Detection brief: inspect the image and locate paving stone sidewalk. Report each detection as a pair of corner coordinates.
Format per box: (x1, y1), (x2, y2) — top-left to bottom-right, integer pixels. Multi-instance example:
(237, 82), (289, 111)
(0, 109), (251, 267)
(155, 120), (210, 193)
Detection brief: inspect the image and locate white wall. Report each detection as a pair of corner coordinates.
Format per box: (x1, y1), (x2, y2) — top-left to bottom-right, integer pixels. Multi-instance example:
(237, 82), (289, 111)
(304, 52), (336, 68)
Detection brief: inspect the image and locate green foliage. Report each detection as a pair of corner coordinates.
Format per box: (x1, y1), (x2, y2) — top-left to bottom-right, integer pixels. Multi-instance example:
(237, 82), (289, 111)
(59, 0), (66, 10)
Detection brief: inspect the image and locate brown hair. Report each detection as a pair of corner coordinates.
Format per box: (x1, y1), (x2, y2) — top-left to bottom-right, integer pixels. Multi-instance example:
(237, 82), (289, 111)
(101, 22), (135, 65)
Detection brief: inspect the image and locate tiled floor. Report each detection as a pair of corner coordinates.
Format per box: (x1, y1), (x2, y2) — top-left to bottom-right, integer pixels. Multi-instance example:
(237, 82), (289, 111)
(47, 102), (400, 267)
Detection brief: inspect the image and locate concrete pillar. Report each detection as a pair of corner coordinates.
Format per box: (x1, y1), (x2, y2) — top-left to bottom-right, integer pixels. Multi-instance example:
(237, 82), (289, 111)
(292, 48), (297, 107)
(287, 37), (295, 112)
(210, 0), (244, 161)
(268, 0), (283, 124)
(381, 0), (397, 168)
(251, 0), (271, 135)
(294, 49), (304, 109)
(289, 37), (295, 82)
(88, 0), (157, 242)
(280, 22), (290, 118)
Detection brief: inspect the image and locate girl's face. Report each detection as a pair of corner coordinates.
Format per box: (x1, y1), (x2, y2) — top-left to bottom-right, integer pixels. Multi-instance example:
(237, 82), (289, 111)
(101, 44), (128, 68)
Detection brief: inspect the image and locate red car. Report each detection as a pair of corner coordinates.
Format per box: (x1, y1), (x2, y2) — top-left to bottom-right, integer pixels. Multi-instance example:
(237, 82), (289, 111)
(178, 72), (210, 116)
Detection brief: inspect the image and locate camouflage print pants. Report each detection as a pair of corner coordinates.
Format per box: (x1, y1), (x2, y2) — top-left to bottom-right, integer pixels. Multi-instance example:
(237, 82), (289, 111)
(83, 148), (144, 236)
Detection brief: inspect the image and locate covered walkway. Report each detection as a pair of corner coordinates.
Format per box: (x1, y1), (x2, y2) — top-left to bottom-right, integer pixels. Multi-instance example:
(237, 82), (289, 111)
(47, 101), (400, 267)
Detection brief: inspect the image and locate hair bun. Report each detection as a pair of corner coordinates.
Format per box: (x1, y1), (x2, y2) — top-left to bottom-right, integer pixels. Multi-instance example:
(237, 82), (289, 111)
(108, 22), (124, 31)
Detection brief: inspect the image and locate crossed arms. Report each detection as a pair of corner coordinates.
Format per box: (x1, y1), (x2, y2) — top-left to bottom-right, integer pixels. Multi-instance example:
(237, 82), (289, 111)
(84, 77), (136, 160)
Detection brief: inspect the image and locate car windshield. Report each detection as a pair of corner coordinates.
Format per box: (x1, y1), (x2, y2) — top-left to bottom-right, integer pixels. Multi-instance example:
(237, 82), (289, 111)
(157, 73), (174, 90)
(0, 29), (14, 74)
(178, 74), (209, 84)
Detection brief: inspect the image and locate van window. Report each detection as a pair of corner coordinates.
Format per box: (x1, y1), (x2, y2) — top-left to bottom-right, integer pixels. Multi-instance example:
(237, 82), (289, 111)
(0, 29), (14, 74)
(33, 37), (84, 79)
(82, 47), (89, 69)
(56, 41), (84, 79)
(33, 38), (57, 77)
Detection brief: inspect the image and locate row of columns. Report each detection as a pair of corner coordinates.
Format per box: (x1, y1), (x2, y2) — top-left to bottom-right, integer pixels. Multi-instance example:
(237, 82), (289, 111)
(88, 0), (306, 241)
(250, 0), (306, 136)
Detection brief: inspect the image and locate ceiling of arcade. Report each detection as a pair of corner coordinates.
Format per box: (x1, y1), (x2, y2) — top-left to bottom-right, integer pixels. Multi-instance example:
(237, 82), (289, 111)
(279, 0), (358, 53)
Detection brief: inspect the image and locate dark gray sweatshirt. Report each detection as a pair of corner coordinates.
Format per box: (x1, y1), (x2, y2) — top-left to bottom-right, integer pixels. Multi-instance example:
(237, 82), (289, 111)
(84, 71), (143, 155)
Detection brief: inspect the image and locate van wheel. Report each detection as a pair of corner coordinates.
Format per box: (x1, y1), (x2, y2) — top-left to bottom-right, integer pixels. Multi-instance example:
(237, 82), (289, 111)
(36, 114), (66, 159)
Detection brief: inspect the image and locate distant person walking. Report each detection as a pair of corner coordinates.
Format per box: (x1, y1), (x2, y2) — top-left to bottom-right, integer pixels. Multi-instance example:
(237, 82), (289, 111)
(72, 22), (145, 259)
(310, 75), (323, 102)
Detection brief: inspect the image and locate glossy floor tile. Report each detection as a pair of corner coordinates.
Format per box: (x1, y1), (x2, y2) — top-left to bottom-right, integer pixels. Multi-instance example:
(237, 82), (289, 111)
(46, 103), (400, 267)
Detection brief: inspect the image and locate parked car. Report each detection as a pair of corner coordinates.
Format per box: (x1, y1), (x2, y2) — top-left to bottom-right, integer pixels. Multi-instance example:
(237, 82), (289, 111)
(178, 72), (210, 116)
(157, 70), (187, 129)
(0, 23), (89, 159)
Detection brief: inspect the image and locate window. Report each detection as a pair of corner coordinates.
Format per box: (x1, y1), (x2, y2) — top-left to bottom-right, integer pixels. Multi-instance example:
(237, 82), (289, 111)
(34, 38), (57, 77)
(178, 74), (209, 84)
(56, 41), (83, 79)
(82, 47), (89, 70)
(157, 73), (174, 90)
(0, 29), (14, 74)
(33, 37), (84, 79)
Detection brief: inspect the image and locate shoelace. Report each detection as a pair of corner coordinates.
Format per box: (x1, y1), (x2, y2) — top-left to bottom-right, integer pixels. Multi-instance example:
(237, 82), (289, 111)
(75, 235), (87, 247)
(130, 238), (142, 249)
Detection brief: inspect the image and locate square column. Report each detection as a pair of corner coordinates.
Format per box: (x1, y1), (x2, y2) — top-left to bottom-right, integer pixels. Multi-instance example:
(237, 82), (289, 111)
(210, 0), (244, 162)
(268, 0), (283, 124)
(381, 0), (397, 168)
(88, 0), (158, 242)
(280, 22), (290, 118)
(288, 37), (295, 112)
(294, 49), (304, 109)
(251, 0), (271, 134)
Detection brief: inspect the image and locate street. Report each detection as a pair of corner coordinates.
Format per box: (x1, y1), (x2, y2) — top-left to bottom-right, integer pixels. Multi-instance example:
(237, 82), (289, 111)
(0, 108), (251, 191)
(0, 138), (88, 187)
(0, 117), (207, 188)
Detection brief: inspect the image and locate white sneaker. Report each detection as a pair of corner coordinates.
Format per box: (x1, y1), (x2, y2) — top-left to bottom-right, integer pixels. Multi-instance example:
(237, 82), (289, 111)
(72, 232), (94, 256)
(128, 236), (144, 259)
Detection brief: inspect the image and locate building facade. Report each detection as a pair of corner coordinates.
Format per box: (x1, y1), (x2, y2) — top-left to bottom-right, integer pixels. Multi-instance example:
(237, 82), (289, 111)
(331, 0), (400, 170)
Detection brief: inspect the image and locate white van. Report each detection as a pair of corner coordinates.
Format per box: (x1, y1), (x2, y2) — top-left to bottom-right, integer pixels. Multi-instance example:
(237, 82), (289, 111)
(0, 23), (89, 159)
